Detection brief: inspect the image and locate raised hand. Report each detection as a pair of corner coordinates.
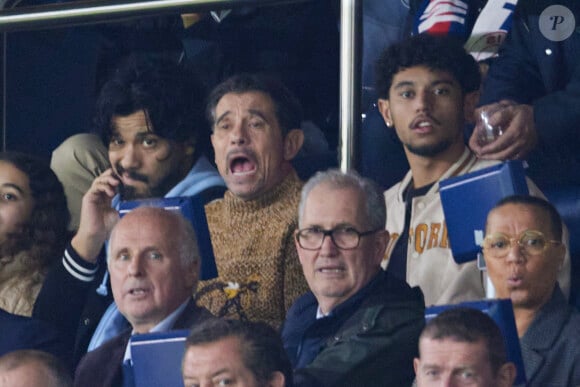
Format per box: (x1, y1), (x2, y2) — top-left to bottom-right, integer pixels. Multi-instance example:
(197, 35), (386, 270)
(71, 168), (122, 263)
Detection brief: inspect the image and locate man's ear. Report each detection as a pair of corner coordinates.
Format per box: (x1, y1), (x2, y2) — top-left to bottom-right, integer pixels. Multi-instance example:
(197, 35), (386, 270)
(413, 357), (420, 375)
(295, 231), (305, 267)
(377, 99), (393, 127)
(283, 129), (304, 161)
(184, 259), (200, 289)
(210, 133), (220, 165)
(497, 362), (517, 387)
(463, 91), (480, 124)
(267, 371), (286, 387)
(373, 230), (389, 265)
(554, 242), (566, 272)
(181, 138), (196, 157)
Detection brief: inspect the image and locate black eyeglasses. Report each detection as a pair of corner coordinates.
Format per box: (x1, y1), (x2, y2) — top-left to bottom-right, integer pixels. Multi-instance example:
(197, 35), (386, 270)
(295, 227), (380, 250)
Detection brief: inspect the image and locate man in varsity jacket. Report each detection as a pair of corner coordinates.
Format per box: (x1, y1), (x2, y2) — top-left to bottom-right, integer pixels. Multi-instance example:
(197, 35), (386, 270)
(375, 34), (569, 306)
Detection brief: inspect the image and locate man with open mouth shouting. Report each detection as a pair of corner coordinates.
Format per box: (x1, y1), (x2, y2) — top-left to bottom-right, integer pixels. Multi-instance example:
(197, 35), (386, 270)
(196, 74), (309, 328)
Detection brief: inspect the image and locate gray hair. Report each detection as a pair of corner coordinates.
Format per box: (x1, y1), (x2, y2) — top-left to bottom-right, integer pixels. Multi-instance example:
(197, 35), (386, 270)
(299, 169), (386, 230)
(173, 210), (200, 268)
(0, 350), (73, 387)
(108, 207), (199, 269)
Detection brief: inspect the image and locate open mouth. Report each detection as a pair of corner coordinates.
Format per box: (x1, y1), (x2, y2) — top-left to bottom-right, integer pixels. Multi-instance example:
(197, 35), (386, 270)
(410, 115), (438, 133)
(230, 156), (257, 175)
(317, 266), (346, 274)
(412, 119), (434, 133)
(128, 288), (149, 296)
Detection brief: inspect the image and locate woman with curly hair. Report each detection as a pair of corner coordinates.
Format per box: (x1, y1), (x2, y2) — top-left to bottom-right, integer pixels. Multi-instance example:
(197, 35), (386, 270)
(0, 152), (69, 316)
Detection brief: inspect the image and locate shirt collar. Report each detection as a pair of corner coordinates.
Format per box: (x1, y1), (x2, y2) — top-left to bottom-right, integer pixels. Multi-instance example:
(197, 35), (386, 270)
(315, 271), (383, 318)
(316, 306), (330, 319)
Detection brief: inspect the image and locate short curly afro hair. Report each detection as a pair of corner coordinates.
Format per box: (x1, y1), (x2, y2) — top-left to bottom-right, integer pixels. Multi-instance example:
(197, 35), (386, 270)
(375, 34), (480, 100)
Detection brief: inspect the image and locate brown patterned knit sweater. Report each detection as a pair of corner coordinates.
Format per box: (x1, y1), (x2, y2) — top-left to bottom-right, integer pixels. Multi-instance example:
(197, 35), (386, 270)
(196, 170), (308, 328)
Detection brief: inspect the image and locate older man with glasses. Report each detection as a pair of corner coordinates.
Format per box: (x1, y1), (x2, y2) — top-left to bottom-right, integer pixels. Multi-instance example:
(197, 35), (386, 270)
(482, 195), (580, 387)
(281, 169), (425, 387)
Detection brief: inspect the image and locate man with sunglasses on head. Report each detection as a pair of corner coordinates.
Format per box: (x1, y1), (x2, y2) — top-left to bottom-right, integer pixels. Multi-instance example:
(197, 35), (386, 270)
(482, 195), (580, 386)
(281, 169), (425, 387)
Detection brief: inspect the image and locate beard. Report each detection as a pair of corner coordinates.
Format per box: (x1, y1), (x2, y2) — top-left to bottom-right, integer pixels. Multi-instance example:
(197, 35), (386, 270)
(118, 168), (185, 201)
(403, 138), (453, 157)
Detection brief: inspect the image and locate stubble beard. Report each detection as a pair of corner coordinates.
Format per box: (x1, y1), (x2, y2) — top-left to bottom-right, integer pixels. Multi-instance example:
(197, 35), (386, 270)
(403, 138), (453, 157)
(120, 168), (185, 201)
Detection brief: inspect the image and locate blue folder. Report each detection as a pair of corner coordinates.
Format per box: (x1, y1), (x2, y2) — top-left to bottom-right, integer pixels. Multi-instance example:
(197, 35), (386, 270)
(425, 299), (527, 386)
(130, 329), (189, 387)
(439, 160), (529, 263)
(118, 196), (218, 280)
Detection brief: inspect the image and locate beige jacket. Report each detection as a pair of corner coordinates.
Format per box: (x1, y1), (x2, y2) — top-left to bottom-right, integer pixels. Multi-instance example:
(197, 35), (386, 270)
(0, 251), (45, 316)
(383, 148), (570, 306)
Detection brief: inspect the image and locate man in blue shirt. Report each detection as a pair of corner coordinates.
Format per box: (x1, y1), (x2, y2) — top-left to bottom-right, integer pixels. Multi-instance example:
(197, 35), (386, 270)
(33, 56), (225, 369)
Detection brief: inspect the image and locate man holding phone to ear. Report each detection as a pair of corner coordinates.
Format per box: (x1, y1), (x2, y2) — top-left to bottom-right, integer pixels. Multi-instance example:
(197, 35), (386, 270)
(33, 55), (225, 370)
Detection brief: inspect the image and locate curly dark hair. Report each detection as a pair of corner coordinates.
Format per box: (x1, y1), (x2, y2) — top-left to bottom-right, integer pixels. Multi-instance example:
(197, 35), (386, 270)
(375, 34), (481, 99)
(94, 55), (210, 158)
(0, 152), (70, 271)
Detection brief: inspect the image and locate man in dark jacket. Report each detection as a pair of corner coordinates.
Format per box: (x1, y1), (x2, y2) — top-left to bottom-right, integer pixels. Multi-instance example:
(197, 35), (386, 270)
(282, 169), (425, 387)
(73, 207), (213, 387)
(469, 0), (580, 190)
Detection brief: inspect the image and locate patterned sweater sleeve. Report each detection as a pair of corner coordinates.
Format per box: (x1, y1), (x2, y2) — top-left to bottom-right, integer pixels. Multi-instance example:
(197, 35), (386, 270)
(283, 229), (309, 314)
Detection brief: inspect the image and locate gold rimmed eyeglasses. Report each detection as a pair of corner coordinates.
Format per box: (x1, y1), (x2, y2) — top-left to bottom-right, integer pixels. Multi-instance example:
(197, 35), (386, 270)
(482, 229), (561, 258)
